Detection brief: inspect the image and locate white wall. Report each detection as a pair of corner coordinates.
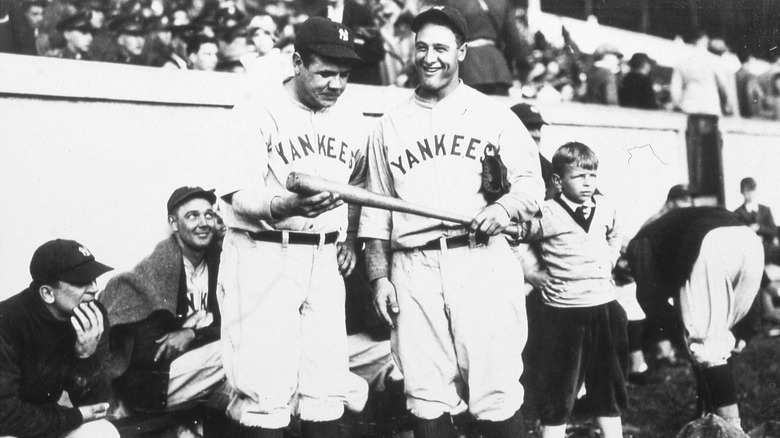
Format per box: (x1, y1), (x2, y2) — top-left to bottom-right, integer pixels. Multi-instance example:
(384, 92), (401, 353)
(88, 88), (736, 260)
(2, 53), (779, 300)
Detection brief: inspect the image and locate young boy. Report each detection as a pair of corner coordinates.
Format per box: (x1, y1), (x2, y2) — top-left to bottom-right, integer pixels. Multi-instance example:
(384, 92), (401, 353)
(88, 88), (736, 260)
(733, 177), (778, 261)
(518, 142), (627, 438)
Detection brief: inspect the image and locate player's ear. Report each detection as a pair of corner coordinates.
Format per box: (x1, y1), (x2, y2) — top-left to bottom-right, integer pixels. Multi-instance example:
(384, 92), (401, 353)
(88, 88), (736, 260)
(39, 283), (56, 304)
(168, 214), (179, 233)
(292, 52), (303, 74)
(457, 42), (467, 62)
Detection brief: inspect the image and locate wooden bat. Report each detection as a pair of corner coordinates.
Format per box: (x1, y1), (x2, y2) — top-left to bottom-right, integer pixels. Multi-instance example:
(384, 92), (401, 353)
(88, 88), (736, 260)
(285, 172), (521, 237)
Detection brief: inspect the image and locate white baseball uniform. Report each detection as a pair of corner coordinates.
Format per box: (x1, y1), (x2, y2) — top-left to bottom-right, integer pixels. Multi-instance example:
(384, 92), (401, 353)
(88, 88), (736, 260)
(359, 82), (544, 421)
(218, 83), (367, 429)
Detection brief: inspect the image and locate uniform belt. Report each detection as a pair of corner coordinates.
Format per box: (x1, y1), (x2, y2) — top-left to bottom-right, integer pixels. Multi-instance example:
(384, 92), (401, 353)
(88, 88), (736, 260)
(467, 38), (496, 47)
(247, 230), (339, 245)
(417, 233), (489, 251)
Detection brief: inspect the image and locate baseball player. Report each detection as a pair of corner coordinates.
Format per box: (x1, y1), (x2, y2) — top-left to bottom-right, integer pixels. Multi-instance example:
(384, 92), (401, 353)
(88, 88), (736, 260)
(627, 206), (764, 430)
(216, 17), (366, 438)
(359, 7), (544, 438)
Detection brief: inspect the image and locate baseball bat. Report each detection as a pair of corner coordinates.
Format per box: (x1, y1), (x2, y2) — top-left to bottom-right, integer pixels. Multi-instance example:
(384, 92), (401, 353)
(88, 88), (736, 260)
(285, 172), (521, 237)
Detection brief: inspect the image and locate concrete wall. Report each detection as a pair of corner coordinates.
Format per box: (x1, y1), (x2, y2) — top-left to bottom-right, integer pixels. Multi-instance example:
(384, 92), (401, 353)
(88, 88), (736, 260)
(2, 53), (779, 299)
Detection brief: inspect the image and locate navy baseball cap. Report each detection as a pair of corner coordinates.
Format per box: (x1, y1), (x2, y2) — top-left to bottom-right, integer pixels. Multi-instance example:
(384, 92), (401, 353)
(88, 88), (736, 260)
(411, 6), (468, 41)
(510, 103), (548, 126)
(295, 17), (361, 62)
(30, 239), (113, 284)
(56, 11), (96, 33)
(167, 186), (217, 214)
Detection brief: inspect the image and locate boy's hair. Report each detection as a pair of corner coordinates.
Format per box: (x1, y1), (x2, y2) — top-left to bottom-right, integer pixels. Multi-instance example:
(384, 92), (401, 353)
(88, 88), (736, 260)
(552, 142), (599, 176)
(740, 177), (757, 192)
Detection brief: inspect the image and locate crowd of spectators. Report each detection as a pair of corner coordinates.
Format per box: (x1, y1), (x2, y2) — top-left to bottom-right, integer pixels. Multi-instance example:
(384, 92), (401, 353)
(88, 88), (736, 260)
(3, 0), (780, 119)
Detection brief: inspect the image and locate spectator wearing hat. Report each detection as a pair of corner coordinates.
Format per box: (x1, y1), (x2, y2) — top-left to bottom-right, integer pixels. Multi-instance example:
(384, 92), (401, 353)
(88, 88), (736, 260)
(186, 33), (219, 71)
(100, 187), (232, 423)
(46, 11), (96, 60)
(0, 239), (118, 438)
(448, 0), (529, 96)
(584, 43), (621, 105)
(240, 14), (278, 68)
(218, 16), (365, 438)
(619, 52), (658, 110)
(109, 14), (148, 65)
(733, 177), (778, 262)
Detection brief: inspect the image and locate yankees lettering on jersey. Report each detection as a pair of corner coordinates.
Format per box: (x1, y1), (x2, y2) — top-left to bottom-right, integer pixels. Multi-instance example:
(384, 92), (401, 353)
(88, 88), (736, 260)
(389, 134), (495, 174)
(273, 133), (359, 169)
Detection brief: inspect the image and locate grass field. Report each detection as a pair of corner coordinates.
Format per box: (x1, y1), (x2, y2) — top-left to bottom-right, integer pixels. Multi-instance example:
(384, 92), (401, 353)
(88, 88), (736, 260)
(621, 334), (780, 437)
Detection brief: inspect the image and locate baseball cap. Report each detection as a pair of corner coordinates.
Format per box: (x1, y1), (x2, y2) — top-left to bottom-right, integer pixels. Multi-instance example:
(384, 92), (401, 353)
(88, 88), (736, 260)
(109, 15), (147, 36)
(411, 6), (468, 42)
(30, 239), (113, 284)
(167, 186), (217, 214)
(56, 11), (96, 33)
(295, 17), (361, 62)
(510, 103), (548, 126)
(667, 184), (693, 201)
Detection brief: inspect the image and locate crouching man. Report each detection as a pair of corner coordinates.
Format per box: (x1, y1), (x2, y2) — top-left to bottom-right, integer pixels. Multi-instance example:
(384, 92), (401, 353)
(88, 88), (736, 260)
(0, 239), (118, 438)
(100, 186), (232, 422)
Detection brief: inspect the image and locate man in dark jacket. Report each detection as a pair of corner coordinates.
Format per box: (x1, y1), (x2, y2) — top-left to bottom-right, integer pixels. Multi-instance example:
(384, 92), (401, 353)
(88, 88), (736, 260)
(619, 52), (657, 109)
(627, 207), (763, 432)
(100, 186), (231, 415)
(0, 239), (118, 438)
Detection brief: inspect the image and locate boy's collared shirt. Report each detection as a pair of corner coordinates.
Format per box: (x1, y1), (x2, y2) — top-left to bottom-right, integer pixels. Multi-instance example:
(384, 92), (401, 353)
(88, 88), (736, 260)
(519, 193), (621, 308)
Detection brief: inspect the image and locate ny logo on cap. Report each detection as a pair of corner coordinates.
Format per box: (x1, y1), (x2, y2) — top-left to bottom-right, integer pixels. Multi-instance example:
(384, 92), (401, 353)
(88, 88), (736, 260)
(433, 6), (444, 10)
(78, 246), (92, 257)
(339, 28), (349, 41)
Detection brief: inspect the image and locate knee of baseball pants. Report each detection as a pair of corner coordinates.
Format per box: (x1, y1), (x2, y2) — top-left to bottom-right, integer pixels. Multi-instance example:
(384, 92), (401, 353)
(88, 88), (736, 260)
(58, 419), (119, 438)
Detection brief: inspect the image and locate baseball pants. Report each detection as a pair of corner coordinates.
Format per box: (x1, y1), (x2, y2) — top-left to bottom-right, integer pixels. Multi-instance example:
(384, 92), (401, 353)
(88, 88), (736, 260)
(218, 230), (349, 428)
(167, 341), (233, 411)
(390, 236), (527, 421)
(679, 227), (764, 367)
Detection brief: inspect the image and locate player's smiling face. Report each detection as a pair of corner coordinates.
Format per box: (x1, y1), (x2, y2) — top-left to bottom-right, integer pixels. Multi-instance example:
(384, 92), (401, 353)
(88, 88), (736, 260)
(414, 23), (466, 100)
(294, 53), (352, 111)
(169, 197), (216, 252)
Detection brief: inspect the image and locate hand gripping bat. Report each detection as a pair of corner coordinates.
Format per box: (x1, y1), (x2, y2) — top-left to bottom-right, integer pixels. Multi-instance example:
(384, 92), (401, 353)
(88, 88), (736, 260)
(285, 172), (521, 237)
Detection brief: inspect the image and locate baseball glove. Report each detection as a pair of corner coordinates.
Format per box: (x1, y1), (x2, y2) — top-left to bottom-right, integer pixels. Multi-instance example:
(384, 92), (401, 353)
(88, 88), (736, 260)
(480, 145), (511, 203)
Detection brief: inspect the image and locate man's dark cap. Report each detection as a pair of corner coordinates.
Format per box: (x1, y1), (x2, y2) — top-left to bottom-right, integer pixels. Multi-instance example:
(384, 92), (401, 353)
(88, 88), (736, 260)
(56, 11), (96, 33)
(510, 102), (548, 126)
(30, 239), (113, 284)
(167, 186), (217, 214)
(295, 17), (361, 62)
(109, 15), (147, 35)
(411, 6), (468, 42)
(628, 52), (652, 69)
(667, 184), (693, 201)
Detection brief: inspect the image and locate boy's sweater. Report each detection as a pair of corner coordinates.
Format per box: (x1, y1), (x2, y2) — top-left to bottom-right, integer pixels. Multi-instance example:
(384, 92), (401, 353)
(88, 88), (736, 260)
(520, 193), (621, 307)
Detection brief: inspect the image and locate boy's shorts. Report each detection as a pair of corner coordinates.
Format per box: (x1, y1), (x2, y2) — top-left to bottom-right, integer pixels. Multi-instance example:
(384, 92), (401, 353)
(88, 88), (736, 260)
(524, 297), (628, 426)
